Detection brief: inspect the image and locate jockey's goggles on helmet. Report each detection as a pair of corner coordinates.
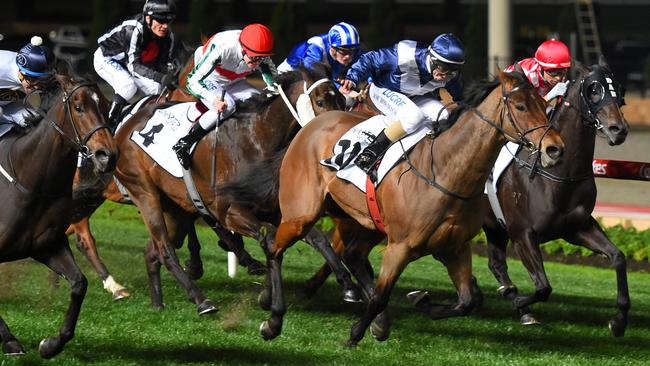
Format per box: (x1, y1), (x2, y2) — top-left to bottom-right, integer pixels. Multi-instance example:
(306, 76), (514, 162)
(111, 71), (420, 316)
(334, 46), (357, 57)
(151, 14), (175, 24)
(430, 59), (459, 79)
(18, 71), (53, 85)
(244, 52), (264, 63)
(543, 68), (568, 78)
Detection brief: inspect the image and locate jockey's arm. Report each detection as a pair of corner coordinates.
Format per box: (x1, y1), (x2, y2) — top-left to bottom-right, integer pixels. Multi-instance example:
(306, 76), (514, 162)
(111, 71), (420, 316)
(126, 29), (166, 84)
(259, 58), (277, 88)
(186, 44), (224, 105)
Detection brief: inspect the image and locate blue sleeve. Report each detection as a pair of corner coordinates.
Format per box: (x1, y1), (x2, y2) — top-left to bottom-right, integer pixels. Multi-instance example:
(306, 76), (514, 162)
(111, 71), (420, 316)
(345, 48), (391, 86)
(301, 44), (325, 69)
(445, 73), (464, 102)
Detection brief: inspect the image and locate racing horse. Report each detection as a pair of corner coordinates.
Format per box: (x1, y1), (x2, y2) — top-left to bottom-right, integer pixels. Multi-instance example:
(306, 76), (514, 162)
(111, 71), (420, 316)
(253, 69), (566, 345)
(481, 57), (630, 335)
(0, 74), (116, 357)
(112, 65), (354, 313)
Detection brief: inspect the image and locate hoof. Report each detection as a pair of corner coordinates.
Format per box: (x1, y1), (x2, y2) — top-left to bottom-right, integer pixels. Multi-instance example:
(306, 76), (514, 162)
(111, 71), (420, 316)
(497, 285), (518, 298)
(343, 287), (363, 303)
(609, 319), (626, 337)
(259, 321), (279, 341)
(370, 321), (390, 341)
(198, 299), (218, 315)
(3, 340), (25, 356)
(520, 313), (541, 326)
(344, 339), (359, 348)
(406, 290), (430, 307)
(258, 289), (271, 311)
(112, 288), (130, 301)
(39, 338), (64, 359)
(246, 261), (267, 276)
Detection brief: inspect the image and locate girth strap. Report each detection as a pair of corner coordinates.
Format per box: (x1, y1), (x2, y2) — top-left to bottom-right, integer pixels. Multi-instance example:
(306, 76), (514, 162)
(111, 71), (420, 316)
(365, 176), (387, 234)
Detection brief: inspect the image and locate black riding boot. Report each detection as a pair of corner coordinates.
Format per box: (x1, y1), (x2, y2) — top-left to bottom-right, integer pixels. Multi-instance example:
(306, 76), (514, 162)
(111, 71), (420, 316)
(354, 130), (392, 174)
(107, 94), (127, 132)
(173, 123), (210, 169)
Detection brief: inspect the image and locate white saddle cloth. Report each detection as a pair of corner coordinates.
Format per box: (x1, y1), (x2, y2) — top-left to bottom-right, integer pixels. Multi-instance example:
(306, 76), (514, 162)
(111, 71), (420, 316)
(320, 115), (430, 192)
(130, 102), (203, 178)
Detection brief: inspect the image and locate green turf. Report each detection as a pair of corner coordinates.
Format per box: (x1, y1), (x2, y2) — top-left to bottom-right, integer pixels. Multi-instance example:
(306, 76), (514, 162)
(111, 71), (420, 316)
(1, 202), (649, 365)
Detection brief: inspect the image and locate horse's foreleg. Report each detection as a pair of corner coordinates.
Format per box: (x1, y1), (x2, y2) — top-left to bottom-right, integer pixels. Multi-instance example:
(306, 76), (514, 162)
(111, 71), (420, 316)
(34, 239), (87, 359)
(214, 228), (266, 275)
(303, 227), (361, 303)
(347, 242), (409, 347)
(184, 226), (204, 280)
(483, 220), (518, 297)
(70, 218), (129, 300)
(511, 232), (552, 318)
(145, 239), (164, 309)
(0, 314), (24, 355)
(564, 217), (629, 337)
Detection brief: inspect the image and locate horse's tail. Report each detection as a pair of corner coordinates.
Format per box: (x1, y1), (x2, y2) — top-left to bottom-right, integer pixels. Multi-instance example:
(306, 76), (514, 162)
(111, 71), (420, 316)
(217, 148), (287, 210)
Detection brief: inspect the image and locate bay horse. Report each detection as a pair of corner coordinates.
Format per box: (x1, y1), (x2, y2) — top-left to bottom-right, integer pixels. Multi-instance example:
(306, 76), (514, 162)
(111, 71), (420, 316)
(482, 58), (630, 335)
(112, 65), (353, 314)
(0, 74), (116, 357)
(254, 69), (566, 345)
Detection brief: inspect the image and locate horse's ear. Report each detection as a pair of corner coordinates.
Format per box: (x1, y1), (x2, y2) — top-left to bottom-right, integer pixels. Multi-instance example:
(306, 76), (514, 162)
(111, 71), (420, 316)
(55, 59), (72, 77)
(55, 74), (73, 90)
(200, 33), (209, 45)
(513, 62), (524, 75)
(573, 58), (588, 73)
(598, 54), (610, 69)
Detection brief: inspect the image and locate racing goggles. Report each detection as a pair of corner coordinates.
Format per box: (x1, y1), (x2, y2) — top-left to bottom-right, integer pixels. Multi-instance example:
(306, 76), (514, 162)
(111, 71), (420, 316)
(152, 14), (175, 24)
(334, 47), (357, 57)
(430, 59), (460, 78)
(544, 68), (568, 78)
(18, 71), (54, 85)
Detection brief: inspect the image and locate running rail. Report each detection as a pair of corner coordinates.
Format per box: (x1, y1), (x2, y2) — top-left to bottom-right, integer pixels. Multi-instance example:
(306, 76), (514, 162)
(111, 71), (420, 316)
(592, 159), (650, 181)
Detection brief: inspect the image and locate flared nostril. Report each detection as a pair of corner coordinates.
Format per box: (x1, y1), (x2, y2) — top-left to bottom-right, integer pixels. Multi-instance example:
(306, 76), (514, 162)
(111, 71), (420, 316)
(545, 145), (564, 160)
(93, 149), (117, 172)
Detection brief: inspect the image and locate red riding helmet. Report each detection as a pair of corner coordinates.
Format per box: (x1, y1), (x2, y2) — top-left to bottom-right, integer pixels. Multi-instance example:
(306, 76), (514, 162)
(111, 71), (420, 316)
(535, 39), (571, 70)
(239, 24), (274, 57)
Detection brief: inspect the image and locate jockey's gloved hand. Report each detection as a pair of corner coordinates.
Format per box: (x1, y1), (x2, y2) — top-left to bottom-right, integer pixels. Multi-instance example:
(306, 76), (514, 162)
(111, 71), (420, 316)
(545, 81), (568, 101)
(160, 73), (175, 90)
(262, 84), (279, 97)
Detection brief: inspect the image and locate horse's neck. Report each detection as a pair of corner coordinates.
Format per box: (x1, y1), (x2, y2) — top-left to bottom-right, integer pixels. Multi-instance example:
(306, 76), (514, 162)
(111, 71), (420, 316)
(11, 108), (77, 192)
(243, 93), (300, 153)
(431, 94), (506, 197)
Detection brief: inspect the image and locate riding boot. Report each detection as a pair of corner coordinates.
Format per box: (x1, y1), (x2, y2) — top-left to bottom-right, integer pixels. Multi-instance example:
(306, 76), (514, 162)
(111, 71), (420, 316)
(107, 94), (127, 132)
(354, 130), (392, 174)
(173, 123), (210, 169)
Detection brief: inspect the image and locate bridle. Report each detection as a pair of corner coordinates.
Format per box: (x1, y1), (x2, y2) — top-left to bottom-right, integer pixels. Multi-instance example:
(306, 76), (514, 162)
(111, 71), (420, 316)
(30, 82), (110, 159)
(404, 77), (553, 200)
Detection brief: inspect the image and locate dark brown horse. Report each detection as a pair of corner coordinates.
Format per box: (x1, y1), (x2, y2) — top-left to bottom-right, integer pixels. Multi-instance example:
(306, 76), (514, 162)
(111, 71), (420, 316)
(250, 69), (565, 345)
(0, 75), (116, 357)
(482, 58), (630, 335)
(111, 65), (352, 313)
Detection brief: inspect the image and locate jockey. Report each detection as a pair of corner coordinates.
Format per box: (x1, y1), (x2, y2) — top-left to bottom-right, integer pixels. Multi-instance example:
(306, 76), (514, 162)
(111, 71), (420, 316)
(0, 36), (55, 127)
(94, 0), (178, 128)
(277, 22), (363, 85)
(339, 33), (465, 174)
(506, 39), (571, 101)
(172, 23), (277, 169)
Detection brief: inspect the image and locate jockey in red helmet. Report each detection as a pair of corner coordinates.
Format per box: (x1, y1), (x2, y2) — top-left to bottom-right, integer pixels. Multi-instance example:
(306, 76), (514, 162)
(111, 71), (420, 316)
(506, 39), (572, 102)
(173, 23), (277, 169)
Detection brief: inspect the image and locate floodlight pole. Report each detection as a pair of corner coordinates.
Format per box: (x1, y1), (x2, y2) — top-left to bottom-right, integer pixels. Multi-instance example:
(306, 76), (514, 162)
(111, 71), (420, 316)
(488, 0), (512, 76)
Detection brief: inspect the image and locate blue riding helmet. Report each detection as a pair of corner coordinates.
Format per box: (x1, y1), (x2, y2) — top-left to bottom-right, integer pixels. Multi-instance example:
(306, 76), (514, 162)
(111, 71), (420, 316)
(428, 33), (465, 67)
(328, 22), (360, 48)
(143, 0), (176, 22)
(16, 36), (55, 78)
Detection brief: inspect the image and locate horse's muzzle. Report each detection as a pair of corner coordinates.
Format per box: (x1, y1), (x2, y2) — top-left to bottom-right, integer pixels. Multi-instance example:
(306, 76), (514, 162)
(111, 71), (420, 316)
(92, 148), (118, 173)
(540, 144), (564, 168)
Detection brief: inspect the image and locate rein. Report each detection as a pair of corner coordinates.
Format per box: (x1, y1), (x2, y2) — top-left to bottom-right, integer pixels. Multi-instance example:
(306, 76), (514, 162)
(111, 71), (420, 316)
(275, 78), (332, 125)
(403, 80), (552, 200)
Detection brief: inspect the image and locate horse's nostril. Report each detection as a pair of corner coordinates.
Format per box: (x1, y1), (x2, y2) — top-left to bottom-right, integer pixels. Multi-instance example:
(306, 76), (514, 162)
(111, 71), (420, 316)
(545, 145), (563, 160)
(609, 125), (621, 134)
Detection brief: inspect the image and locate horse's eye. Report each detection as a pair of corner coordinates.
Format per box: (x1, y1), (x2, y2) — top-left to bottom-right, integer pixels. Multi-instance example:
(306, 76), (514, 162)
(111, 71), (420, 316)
(515, 103), (525, 112)
(316, 99), (324, 108)
(75, 104), (82, 112)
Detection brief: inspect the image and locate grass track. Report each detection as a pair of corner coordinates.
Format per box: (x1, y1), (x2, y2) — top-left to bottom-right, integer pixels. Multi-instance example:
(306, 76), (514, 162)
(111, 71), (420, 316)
(1, 202), (649, 365)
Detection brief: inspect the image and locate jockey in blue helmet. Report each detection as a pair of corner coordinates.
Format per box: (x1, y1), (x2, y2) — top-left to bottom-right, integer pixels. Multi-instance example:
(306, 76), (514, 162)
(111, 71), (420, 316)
(339, 33), (465, 175)
(0, 36), (55, 127)
(277, 22), (363, 87)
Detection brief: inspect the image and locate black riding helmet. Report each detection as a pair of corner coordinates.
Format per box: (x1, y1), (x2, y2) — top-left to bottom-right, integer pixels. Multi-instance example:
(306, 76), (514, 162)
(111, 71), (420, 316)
(143, 0), (176, 23)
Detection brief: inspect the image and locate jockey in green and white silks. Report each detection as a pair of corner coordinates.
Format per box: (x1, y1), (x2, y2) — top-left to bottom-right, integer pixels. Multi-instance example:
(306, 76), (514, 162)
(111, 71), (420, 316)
(0, 36), (55, 127)
(339, 33), (466, 174)
(173, 23), (277, 169)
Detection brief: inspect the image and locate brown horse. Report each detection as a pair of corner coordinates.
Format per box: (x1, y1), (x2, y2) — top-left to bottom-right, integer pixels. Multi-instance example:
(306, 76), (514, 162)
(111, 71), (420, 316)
(111, 65), (350, 314)
(0, 74), (116, 357)
(251, 69), (565, 345)
(482, 58), (630, 335)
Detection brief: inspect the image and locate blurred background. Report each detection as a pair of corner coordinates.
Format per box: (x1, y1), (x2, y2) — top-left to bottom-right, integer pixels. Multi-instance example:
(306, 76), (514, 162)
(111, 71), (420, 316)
(1, 0), (648, 98)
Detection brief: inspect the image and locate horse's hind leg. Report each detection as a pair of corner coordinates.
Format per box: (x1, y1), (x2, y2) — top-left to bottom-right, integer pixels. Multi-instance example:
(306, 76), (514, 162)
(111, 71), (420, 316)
(214, 228), (266, 276)
(564, 217), (629, 337)
(145, 239), (165, 309)
(68, 218), (130, 300)
(34, 239), (88, 359)
(419, 242), (482, 320)
(184, 226), (204, 280)
(0, 316), (24, 355)
(303, 227), (361, 303)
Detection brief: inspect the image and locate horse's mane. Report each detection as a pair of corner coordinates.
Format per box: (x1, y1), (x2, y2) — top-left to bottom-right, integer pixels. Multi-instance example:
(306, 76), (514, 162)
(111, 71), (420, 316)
(235, 63), (333, 113)
(446, 71), (528, 126)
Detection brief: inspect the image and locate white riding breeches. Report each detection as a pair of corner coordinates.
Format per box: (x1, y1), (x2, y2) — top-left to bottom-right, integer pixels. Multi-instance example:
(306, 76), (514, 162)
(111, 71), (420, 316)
(194, 77), (260, 130)
(93, 48), (163, 101)
(369, 83), (448, 134)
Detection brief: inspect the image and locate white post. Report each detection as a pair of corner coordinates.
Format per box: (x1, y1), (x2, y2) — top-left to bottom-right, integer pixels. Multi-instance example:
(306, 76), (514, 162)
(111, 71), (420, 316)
(488, 0), (512, 76)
